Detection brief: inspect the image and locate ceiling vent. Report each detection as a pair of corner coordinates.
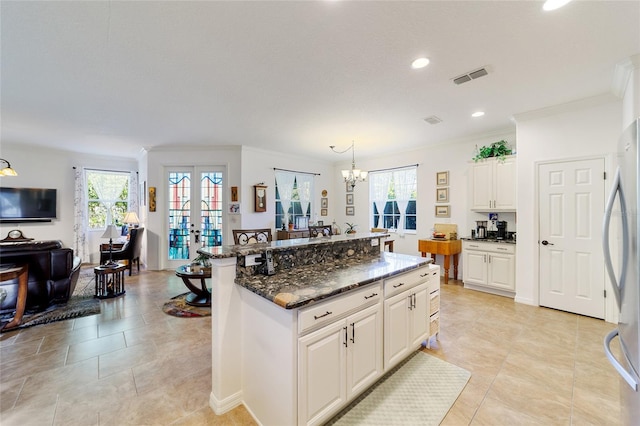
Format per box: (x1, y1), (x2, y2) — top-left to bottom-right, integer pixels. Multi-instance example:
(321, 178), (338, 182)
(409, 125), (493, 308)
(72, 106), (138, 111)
(453, 67), (489, 85)
(423, 116), (442, 125)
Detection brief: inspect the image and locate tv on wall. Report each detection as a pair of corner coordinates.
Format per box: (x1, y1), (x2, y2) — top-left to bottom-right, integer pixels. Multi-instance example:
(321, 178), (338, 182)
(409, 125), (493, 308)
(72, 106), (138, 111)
(0, 187), (57, 222)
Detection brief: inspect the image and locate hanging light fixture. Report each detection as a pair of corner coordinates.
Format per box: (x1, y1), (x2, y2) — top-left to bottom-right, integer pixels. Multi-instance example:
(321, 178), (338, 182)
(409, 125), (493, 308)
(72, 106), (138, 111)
(330, 141), (368, 189)
(0, 159), (18, 176)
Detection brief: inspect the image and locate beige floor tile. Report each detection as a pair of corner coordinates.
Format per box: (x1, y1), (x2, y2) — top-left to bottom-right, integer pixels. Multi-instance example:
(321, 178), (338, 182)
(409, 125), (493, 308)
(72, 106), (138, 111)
(0, 377), (25, 412)
(66, 331), (126, 364)
(0, 347), (68, 382)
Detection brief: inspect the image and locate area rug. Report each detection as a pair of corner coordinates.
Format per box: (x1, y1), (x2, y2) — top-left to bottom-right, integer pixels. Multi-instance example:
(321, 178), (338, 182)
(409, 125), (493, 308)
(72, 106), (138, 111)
(162, 292), (211, 318)
(326, 351), (471, 426)
(0, 268), (100, 332)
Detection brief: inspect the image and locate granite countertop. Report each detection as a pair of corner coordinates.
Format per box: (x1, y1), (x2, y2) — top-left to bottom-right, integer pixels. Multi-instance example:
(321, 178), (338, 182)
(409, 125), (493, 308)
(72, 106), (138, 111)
(460, 237), (517, 245)
(235, 251), (431, 310)
(198, 232), (389, 259)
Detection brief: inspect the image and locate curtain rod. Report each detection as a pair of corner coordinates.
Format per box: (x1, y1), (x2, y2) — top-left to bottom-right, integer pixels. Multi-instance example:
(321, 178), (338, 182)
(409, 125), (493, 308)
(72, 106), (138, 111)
(273, 167), (321, 176)
(368, 164), (419, 174)
(73, 167), (137, 174)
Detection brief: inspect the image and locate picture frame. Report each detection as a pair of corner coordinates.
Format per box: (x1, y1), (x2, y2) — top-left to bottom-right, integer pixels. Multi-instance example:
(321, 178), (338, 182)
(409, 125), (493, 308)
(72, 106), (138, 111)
(321, 198), (328, 208)
(317, 220), (324, 226)
(346, 206), (355, 216)
(149, 186), (156, 212)
(436, 187), (449, 203)
(346, 193), (354, 205)
(436, 171), (449, 186)
(435, 205), (450, 218)
(254, 185), (267, 212)
(321, 208), (328, 216)
(346, 182), (353, 193)
(231, 186), (239, 202)
(229, 203), (240, 214)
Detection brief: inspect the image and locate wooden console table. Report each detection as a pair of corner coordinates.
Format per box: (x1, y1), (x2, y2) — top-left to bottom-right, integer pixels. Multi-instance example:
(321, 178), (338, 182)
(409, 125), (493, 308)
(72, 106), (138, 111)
(0, 264), (29, 330)
(418, 239), (462, 284)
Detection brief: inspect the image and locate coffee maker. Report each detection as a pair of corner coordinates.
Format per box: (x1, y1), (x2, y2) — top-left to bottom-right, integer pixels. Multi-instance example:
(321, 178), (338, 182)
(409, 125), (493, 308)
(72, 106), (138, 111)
(475, 221), (487, 239)
(496, 221), (507, 240)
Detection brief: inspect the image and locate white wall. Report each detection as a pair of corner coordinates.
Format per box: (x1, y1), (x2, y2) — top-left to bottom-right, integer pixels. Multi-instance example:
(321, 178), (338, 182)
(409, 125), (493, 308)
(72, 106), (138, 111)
(513, 95), (622, 309)
(0, 143), (139, 262)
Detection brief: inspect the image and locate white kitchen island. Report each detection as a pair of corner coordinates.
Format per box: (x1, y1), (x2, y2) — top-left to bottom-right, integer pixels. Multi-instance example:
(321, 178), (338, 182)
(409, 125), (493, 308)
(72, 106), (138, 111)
(199, 234), (439, 426)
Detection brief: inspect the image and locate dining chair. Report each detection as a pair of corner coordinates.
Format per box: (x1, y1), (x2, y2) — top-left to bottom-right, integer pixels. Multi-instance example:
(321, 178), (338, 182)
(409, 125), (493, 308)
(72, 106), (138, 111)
(232, 229), (273, 245)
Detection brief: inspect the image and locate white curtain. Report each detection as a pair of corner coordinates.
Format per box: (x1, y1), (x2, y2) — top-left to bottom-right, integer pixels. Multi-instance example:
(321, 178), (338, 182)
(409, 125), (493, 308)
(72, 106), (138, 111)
(393, 168), (417, 232)
(73, 168), (89, 263)
(89, 171), (129, 225)
(296, 174), (314, 219)
(370, 172), (392, 228)
(275, 171), (296, 224)
(129, 172), (139, 216)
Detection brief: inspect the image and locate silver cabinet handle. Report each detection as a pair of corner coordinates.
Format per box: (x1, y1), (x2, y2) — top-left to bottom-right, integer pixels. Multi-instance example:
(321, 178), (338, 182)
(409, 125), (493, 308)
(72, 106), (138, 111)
(344, 327), (348, 347)
(393, 282), (405, 288)
(350, 323), (355, 344)
(364, 293), (378, 300)
(314, 311), (332, 320)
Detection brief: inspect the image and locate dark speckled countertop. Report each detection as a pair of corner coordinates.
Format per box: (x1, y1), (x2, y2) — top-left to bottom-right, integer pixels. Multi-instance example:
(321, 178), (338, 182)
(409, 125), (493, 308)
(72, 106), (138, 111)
(236, 252), (431, 309)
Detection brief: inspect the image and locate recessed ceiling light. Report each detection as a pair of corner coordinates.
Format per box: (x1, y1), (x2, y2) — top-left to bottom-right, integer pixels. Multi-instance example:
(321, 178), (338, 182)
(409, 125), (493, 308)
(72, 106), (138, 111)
(472, 111), (485, 118)
(543, 0), (572, 11)
(411, 57), (430, 69)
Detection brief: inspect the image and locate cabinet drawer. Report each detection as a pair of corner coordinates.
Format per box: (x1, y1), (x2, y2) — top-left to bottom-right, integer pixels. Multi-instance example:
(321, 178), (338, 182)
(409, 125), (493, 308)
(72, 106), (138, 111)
(429, 312), (440, 336)
(463, 241), (516, 255)
(429, 290), (440, 314)
(298, 283), (382, 334)
(384, 267), (430, 298)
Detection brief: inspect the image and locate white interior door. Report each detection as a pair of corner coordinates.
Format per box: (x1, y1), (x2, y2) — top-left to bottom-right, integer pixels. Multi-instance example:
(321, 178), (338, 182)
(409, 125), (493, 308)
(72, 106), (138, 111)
(166, 166), (224, 270)
(538, 158), (605, 318)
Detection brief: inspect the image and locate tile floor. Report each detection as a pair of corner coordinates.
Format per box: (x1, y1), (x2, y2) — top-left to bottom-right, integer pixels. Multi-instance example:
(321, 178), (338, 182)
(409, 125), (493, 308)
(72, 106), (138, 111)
(0, 268), (622, 425)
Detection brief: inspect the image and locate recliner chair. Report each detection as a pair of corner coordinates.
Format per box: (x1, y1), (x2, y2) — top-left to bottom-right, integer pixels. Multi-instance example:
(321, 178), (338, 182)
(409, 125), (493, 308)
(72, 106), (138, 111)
(100, 227), (144, 275)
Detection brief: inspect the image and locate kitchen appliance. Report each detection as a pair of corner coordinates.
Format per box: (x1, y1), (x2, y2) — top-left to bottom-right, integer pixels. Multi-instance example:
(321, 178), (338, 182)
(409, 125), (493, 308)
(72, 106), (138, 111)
(496, 221), (507, 240)
(475, 221), (487, 239)
(603, 118), (640, 425)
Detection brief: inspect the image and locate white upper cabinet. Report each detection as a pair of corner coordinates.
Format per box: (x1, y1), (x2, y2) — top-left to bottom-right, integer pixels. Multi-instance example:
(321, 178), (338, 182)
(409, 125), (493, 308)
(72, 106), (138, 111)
(469, 156), (517, 211)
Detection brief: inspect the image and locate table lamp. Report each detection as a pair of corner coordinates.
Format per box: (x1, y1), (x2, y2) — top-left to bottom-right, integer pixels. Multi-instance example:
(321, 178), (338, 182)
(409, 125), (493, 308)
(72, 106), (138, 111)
(101, 224), (121, 267)
(123, 211), (140, 230)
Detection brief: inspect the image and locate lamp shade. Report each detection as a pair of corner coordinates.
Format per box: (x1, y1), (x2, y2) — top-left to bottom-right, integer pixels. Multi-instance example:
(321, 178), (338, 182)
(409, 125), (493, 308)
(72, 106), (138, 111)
(101, 224), (121, 240)
(123, 211), (140, 225)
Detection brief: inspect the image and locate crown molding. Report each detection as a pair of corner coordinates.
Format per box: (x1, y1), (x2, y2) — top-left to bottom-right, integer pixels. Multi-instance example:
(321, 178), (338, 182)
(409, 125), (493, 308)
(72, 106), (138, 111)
(612, 53), (640, 98)
(511, 93), (618, 123)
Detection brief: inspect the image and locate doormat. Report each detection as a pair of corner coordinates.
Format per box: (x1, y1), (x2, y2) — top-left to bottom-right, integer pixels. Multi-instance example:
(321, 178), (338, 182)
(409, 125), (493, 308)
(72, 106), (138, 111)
(162, 292), (211, 318)
(326, 351), (471, 426)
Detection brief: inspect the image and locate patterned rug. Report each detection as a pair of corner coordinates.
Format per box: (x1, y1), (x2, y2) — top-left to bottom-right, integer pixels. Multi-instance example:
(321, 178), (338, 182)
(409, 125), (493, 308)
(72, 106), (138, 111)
(162, 292), (211, 318)
(327, 351), (471, 426)
(0, 269), (100, 333)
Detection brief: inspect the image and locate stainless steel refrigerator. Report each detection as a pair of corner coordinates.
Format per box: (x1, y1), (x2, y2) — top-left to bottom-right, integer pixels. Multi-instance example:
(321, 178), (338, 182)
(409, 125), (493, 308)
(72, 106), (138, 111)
(604, 117), (640, 425)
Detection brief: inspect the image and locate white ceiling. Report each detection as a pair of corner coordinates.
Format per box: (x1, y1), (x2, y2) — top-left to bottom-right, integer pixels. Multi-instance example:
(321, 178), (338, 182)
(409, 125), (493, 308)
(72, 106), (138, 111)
(1, 1), (639, 161)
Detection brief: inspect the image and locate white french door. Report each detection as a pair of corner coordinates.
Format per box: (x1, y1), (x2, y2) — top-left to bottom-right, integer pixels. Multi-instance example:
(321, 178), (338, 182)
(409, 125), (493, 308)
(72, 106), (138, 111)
(538, 158), (605, 318)
(166, 166), (224, 270)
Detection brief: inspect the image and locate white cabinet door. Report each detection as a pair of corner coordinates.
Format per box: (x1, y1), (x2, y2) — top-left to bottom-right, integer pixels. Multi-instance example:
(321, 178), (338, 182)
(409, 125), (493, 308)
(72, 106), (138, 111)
(298, 321), (347, 426)
(384, 282), (429, 370)
(488, 252), (515, 291)
(384, 291), (411, 369)
(494, 157), (516, 210)
(463, 250), (488, 285)
(346, 304), (383, 399)
(470, 161), (493, 210)
(409, 283), (430, 348)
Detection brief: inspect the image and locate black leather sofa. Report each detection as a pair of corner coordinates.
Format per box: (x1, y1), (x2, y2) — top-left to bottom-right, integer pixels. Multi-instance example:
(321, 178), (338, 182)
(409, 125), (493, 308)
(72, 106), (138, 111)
(0, 240), (81, 314)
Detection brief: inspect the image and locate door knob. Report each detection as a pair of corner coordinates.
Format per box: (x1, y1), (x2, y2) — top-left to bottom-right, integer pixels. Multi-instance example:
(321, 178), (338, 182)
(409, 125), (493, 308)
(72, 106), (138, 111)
(541, 240), (554, 246)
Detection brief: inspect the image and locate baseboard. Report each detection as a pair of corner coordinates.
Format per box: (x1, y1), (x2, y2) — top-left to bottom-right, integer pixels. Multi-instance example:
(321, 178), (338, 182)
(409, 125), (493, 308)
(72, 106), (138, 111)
(209, 390), (243, 415)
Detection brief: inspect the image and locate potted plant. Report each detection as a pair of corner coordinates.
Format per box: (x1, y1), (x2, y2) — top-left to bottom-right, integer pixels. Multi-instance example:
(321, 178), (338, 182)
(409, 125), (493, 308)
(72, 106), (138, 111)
(288, 216), (294, 231)
(472, 140), (513, 162)
(345, 223), (357, 234)
(190, 253), (212, 273)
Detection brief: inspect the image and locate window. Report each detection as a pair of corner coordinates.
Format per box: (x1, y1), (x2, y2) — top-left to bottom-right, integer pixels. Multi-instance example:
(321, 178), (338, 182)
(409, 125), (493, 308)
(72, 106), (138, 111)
(86, 170), (130, 229)
(275, 170), (314, 230)
(369, 167), (417, 232)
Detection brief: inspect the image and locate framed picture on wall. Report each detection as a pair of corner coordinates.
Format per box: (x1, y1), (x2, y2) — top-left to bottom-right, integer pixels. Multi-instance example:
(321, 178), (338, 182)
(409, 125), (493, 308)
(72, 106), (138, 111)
(346, 182), (353, 193)
(436, 187), (449, 203)
(321, 198), (328, 208)
(254, 185), (267, 212)
(346, 206), (355, 216)
(435, 205), (450, 218)
(321, 208), (328, 216)
(436, 171), (449, 186)
(346, 193), (354, 205)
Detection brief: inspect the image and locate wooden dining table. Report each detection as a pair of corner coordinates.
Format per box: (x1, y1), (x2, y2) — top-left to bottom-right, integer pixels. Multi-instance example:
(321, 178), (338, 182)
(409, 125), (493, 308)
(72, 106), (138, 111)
(418, 239), (462, 284)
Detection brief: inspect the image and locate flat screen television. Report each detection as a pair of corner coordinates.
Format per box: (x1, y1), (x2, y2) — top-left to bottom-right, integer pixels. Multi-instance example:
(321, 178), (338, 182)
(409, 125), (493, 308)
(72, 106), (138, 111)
(0, 187), (57, 222)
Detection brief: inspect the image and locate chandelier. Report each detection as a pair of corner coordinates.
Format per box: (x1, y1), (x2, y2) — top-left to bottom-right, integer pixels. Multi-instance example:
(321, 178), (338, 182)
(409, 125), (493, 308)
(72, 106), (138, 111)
(330, 141), (368, 189)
